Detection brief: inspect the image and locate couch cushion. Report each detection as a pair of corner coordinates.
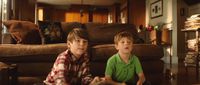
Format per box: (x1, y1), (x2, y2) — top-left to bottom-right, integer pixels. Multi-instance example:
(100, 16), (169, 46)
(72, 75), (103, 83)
(132, 44), (164, 60)
(90, 62), (106, 77)
(85, 23), (140, 46)
(17, 63), (53, 76)
(0, 43), (67, 62)
(91, 44), (163, 62)
(18, 76), (44, 85)
(3, 20), (42, 44)
(91, 44), (117, 62)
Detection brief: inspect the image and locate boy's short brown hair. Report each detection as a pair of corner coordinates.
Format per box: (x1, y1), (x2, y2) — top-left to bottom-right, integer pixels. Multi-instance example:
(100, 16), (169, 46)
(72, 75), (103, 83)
(114, 31), (133, 44)
(67, 28), (88, 42)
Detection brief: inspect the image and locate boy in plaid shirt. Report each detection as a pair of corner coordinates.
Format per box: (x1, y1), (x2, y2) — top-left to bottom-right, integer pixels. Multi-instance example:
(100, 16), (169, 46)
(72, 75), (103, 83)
(44, 28), (100, 85)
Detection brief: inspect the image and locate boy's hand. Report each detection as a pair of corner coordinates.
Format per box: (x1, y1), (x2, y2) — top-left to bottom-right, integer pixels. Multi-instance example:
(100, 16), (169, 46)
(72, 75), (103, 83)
(90, 76), (104, 85)
(120, 82), (126, 85)
(136, 80), (143, 85)
(137, 72), (145, 85)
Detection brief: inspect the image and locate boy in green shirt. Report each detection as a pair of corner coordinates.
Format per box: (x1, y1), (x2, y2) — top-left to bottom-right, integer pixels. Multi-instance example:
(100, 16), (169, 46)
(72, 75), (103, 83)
(105, 31), (146, 85)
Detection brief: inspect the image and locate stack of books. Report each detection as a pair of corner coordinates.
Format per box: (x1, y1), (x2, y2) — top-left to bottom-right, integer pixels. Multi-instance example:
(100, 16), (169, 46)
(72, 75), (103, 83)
(185, 14), (200, 29)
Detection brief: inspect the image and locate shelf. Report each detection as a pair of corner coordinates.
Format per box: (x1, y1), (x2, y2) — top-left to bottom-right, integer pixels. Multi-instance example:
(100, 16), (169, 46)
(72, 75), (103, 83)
(186, 52), (199, 55)
(181, 28), (200, 31)
(183, 28), (200, 78)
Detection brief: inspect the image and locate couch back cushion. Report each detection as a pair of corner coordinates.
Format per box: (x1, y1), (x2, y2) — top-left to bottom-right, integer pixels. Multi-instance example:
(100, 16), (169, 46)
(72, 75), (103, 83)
(90, 44), (117, 76)
(132, 44), (164, 60)
(90, 44), (163, 62)
(3, 20), (42, 44)
(61, 22), (83, 42)
(0, 44), (68, 76)
(85, 23), (139, 46)
(37, 21), (82, 44)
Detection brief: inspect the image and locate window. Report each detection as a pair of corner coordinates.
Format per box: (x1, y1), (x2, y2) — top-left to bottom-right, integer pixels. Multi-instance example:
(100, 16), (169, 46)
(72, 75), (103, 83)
(108, 13), (113, 23)
(65, 11), (89, 23)
(1, 0), (10, 44)
(2, 0), (8, 21)
(38, 8), (44, 21)
(1, 0), (9, 34)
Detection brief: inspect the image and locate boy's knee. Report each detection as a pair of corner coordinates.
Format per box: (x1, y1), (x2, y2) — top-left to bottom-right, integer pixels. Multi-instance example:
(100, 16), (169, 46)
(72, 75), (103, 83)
(126, 80), (151, 85)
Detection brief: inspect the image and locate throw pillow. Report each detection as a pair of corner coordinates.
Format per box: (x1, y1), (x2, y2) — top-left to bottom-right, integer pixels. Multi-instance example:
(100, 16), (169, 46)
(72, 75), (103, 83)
(38, 21), (65, 44)
(3, 20), (42, 44)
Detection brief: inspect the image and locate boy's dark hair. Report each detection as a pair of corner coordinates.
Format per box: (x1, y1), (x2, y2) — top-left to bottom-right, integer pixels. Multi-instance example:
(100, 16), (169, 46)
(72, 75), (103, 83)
(67, 28), (88, 42)
(114, 31), (133, 44)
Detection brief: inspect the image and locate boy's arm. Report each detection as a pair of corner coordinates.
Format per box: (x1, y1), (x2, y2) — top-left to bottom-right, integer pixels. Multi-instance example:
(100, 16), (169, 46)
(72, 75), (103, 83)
(134, 56), (145, 85)
(81, 59), (93, 85)
(137, 72), (145, 85)
(54, 55), (71, 85)
(45, 54), (70, 85)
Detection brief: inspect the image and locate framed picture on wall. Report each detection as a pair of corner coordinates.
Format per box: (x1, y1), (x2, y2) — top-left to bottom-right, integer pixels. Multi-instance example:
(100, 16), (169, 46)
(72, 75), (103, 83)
(150, 0), (163, 19)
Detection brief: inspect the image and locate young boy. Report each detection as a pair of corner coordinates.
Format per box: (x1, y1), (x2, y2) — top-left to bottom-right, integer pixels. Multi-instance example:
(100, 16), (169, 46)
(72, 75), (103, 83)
(44, 28), (100, 85)
(105, 31), (146, 85)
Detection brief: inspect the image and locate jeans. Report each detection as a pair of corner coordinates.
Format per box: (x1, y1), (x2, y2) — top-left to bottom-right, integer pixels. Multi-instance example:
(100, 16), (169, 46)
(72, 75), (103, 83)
(126, 80), (151, 85)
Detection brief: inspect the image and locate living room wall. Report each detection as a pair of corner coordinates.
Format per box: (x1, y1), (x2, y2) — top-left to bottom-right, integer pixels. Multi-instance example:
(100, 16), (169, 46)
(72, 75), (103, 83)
(145, 0), (199, 63)
(146, 0), (178, 64)
(13, 0), (36, 22)
(0, 24), (1, 44)
(188, 3), (200, 15)
(128, 0), (146, 26)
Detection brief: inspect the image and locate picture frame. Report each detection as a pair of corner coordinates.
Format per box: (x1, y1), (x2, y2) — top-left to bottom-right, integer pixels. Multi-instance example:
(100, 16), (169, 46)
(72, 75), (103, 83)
(150, 0), (163, 19)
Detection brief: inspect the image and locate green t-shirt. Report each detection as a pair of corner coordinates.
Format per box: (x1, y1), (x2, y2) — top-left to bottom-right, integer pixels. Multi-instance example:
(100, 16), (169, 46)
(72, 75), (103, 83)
(105, 53), (143, 83)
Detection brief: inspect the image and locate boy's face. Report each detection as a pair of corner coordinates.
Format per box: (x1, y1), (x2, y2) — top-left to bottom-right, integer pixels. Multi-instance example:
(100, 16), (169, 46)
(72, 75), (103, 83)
(68, 37), (88, 58)
(115, 37), (133, 54)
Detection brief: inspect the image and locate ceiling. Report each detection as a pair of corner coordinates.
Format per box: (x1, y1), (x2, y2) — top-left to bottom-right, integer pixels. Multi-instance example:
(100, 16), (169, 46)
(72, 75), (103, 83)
(184, 0), (200, 5)
(37, 0), (120, 6)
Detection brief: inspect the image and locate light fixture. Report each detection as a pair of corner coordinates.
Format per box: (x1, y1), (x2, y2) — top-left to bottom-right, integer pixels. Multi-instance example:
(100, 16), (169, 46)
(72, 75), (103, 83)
(80, 0), (84, 17)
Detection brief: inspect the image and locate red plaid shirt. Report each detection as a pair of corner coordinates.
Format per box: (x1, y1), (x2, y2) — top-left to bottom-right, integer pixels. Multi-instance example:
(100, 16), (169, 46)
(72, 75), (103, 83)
(44, 50), (93, 85)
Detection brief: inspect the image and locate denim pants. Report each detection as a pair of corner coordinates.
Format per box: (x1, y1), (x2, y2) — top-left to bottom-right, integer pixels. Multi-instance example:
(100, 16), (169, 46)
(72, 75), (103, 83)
(126, 80), (151, 85)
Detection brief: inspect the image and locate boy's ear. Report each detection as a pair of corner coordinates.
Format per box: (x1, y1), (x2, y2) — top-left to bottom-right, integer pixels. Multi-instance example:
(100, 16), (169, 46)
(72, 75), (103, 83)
(67, 42), (71, 48)
(115, 44), (119, 50)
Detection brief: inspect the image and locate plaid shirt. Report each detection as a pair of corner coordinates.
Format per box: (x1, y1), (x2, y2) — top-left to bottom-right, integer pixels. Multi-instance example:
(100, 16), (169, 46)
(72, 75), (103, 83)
(44, 50), (93, 85)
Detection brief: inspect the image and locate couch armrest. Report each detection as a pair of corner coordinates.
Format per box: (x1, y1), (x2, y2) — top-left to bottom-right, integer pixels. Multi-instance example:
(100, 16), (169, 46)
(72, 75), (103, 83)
(9, 64), (18, 85)
(0, 62), (9, 85)
(2, 33), (15, 44)
(0, 43), (67, 62)
(0, 62), (18, 85)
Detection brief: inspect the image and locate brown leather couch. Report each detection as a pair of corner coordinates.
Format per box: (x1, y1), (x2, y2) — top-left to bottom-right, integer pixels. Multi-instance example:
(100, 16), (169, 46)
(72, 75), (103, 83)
(0, 22), (164, 85)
